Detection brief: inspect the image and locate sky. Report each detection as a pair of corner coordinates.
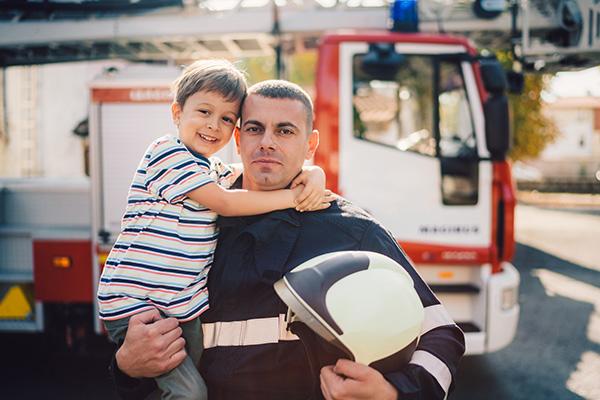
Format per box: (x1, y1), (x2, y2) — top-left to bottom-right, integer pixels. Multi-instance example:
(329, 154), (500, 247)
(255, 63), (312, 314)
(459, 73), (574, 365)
(548, 66), (600, 98)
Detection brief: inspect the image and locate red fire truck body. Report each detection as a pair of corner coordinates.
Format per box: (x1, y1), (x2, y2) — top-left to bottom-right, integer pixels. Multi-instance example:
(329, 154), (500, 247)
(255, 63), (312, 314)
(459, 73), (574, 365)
(1, 33), (519, 355)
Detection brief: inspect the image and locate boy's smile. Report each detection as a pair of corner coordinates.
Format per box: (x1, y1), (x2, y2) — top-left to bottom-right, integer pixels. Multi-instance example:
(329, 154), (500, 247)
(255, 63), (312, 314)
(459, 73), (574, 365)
(171, 90), (241, 157)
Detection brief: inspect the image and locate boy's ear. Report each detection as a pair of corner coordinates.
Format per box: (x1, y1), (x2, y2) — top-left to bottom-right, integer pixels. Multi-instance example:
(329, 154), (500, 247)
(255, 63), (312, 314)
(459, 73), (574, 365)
(233, 126), (241, 155)
(171, 102), (182, 125)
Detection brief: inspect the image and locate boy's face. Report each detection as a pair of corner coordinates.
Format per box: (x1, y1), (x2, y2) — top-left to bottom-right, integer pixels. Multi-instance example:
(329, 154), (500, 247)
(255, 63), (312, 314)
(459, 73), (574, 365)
(171, 90), (240, 157)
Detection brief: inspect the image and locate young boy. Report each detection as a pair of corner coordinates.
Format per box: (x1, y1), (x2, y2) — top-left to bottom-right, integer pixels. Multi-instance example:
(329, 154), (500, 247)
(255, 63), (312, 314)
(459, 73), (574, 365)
(97, 60), (331, 400)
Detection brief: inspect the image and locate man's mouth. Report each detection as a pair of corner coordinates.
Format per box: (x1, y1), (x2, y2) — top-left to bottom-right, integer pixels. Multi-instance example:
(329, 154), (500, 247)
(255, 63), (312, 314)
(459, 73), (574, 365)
(253, 157), (282, 165)
(197, 133), (218, 143)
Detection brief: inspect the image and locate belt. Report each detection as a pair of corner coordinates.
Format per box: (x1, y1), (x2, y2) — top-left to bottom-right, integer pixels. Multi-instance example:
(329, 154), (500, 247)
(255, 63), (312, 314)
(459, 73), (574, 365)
(203, 314), (300, 349)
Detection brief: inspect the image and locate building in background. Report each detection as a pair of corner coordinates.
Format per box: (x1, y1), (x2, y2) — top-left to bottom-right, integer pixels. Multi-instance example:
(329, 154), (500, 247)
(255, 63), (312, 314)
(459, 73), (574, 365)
(517, 67), (600, 193)
(534, 96), (600, 179)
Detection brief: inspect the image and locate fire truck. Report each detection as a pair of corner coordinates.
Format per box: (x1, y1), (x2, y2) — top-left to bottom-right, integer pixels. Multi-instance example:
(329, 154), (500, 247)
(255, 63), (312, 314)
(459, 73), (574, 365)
(0, 0), (599, 354)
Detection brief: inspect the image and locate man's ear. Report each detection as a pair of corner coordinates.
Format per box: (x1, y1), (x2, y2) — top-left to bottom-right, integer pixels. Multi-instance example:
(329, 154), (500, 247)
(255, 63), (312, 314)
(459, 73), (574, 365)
(306, 129), (320, 160)
(234, 126), (241, 155)
(171, 102), (182, 126)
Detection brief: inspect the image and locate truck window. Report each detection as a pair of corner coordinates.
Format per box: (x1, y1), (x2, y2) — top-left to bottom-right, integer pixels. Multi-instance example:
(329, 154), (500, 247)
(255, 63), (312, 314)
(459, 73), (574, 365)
(352, 53), (478, 205)
(438, 60), (479, 205)
(352, 54), (435, 157)
(438, 61), (477, 158)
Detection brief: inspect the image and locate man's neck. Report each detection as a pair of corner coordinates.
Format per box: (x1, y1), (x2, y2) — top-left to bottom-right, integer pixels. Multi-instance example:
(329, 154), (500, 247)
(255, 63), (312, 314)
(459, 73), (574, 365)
(240, 177), (294, 191)
(240, 170), (303, 191)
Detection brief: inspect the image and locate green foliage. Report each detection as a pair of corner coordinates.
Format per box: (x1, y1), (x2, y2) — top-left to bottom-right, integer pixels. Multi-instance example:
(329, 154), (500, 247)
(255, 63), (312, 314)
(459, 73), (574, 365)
(239, 56), (276, 84)
(495, 50), (560, 161)
(508, 74), (560, 161)
(286, 50), (317, 88)
(239, 51), (318, 88)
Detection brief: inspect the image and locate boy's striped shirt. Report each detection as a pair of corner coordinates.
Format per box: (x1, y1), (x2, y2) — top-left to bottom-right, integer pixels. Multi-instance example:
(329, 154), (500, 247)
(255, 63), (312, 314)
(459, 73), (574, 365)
(97, 135), (235, 321)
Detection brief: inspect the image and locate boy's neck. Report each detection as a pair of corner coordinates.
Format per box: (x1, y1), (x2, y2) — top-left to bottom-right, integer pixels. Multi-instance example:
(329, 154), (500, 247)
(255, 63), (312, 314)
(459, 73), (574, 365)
(183, 143), (211, 161)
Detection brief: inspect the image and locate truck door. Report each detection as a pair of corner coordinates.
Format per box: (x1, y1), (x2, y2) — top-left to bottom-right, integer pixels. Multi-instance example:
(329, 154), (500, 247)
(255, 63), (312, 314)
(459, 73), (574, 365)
(338, 42), (493, 262)
(94, 101), (175, 235)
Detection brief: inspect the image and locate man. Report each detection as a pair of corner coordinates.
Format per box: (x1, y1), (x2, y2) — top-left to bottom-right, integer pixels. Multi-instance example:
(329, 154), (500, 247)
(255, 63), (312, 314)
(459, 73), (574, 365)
(112, 80), (465, 400)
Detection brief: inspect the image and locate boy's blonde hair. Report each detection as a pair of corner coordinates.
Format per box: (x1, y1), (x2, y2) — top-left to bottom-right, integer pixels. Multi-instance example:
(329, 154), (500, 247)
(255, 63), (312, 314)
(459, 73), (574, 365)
(172, 59), (247, 111)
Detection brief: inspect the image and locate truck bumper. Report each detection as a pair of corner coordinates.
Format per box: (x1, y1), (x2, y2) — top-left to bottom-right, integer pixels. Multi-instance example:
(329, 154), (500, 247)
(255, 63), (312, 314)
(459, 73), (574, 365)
(484, 261), (520, 353)
(463, 261), (520, 354)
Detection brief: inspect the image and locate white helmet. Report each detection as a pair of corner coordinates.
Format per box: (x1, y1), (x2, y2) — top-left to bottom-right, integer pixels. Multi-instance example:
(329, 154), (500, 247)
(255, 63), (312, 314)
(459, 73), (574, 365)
(274, 251), (424, 369)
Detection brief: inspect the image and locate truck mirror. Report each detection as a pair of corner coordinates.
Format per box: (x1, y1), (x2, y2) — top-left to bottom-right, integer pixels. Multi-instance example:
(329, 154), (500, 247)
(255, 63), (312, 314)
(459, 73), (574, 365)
(506, 71), (524, 94)
(479, 57), (507, 94)
(361, 43), (405, 81)
(484, 94), (511, 160)
(479, 56), (511, 159)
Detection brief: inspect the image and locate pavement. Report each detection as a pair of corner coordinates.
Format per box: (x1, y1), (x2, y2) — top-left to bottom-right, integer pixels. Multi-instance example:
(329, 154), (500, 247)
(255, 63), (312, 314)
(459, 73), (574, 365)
(517, 191), (600, 210)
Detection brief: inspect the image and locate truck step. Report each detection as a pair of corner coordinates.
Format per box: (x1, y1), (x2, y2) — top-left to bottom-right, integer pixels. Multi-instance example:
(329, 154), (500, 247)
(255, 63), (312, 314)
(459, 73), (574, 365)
(429, 284), (480, 293)
(0, 319), (41, 332)
(456, 322), (481, 333)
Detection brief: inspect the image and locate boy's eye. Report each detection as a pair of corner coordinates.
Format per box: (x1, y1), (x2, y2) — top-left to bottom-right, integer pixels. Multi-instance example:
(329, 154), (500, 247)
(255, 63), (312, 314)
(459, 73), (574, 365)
(222, 116), (234, 124)
(198, 109), (209, 114)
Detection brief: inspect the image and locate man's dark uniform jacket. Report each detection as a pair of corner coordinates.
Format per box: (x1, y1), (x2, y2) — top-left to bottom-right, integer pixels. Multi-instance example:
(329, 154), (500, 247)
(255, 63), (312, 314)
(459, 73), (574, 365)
(112, 177), (465, 400)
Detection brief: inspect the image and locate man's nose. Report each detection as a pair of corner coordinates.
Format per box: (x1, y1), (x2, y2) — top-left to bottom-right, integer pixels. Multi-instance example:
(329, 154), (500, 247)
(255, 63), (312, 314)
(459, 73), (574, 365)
(259, 130), (276, 150)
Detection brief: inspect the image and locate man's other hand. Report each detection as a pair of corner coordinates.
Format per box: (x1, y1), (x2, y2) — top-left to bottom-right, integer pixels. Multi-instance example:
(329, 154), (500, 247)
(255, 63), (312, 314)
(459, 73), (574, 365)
(115, 309), (186, 378)
(320, 359), (398, 400)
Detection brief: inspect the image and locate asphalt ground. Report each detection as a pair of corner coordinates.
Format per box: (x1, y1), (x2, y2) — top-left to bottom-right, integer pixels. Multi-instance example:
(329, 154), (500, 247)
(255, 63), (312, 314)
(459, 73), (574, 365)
(1, 204), (598, 399)
(453, 205), (600, 400)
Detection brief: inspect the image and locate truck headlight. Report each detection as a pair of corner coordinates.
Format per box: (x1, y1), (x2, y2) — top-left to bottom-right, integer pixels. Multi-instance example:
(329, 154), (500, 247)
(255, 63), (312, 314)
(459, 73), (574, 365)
(501, 287), (517, 311)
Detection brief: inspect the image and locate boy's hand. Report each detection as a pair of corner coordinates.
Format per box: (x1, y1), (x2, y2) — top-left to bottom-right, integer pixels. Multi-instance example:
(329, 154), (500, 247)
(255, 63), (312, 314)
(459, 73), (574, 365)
(292, 166), (334, 212)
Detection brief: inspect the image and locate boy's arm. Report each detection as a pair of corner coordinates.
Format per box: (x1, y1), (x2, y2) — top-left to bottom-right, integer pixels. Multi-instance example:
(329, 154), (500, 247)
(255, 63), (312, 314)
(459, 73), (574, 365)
(187, 182), (306, 217)
(291, 165), (334, 212)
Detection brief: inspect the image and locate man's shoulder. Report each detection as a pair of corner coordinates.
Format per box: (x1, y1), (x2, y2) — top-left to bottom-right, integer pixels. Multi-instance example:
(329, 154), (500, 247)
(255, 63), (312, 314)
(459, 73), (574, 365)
(302, 196), (381, 236)
(330, 196), (372, 219)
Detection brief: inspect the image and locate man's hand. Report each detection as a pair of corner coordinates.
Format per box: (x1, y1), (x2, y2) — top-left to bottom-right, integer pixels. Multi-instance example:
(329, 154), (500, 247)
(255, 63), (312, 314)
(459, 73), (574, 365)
(320, 359), (398, 400)
(115, 309), (187, 378)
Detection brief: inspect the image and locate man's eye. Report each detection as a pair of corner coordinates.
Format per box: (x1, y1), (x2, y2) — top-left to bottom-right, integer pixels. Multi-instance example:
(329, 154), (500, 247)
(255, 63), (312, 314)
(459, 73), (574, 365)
(279, 128), (294, 136)
(245, 127), (260, 134)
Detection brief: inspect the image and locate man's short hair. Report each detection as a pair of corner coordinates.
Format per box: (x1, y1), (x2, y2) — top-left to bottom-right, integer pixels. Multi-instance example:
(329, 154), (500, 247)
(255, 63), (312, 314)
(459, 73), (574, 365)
(247, 80), (314, 131)
(172, 59), (247, 111)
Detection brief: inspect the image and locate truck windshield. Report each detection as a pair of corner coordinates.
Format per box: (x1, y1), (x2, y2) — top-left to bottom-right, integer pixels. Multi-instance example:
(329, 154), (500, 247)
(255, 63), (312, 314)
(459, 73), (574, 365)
(352, 52), (479, 205)
(352, 53), (477, 159)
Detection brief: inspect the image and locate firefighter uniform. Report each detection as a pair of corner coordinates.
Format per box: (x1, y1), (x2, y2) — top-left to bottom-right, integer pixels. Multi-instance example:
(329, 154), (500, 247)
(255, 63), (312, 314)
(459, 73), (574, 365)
(113, 179), (465, 400)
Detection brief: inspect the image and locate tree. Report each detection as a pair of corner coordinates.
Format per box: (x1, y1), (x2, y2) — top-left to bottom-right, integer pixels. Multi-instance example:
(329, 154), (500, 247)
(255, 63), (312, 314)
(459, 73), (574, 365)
(496, 51), (560, 161)
(240, 50), (318, 88)
(508, 73), (561, 160)
(238, 56), (275, 84)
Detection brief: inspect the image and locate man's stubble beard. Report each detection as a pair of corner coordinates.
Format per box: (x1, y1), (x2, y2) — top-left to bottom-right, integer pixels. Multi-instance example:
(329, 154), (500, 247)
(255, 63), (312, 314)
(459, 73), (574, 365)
(243, 166), (299, 192)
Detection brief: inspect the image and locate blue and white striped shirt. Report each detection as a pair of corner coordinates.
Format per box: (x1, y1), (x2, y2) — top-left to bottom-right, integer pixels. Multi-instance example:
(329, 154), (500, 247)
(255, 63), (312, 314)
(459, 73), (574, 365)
(97, 135), (235, 321)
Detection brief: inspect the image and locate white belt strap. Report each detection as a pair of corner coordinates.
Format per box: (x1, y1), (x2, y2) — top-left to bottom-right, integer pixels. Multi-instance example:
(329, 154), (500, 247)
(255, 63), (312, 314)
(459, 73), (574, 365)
(203, 314), (300, 349)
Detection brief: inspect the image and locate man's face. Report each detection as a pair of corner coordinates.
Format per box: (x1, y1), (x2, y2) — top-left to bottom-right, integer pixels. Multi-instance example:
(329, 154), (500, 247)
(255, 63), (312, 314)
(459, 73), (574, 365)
(236, 94), (319, 191)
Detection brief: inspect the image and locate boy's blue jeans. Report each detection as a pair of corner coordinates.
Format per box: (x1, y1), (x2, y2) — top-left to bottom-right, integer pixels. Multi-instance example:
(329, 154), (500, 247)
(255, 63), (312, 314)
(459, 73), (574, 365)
(105, 314), (207, 400)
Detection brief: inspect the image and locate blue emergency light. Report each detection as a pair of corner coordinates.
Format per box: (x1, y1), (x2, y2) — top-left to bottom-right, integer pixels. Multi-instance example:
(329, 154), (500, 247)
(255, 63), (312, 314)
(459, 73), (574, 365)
(389, 0), (419, 33)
